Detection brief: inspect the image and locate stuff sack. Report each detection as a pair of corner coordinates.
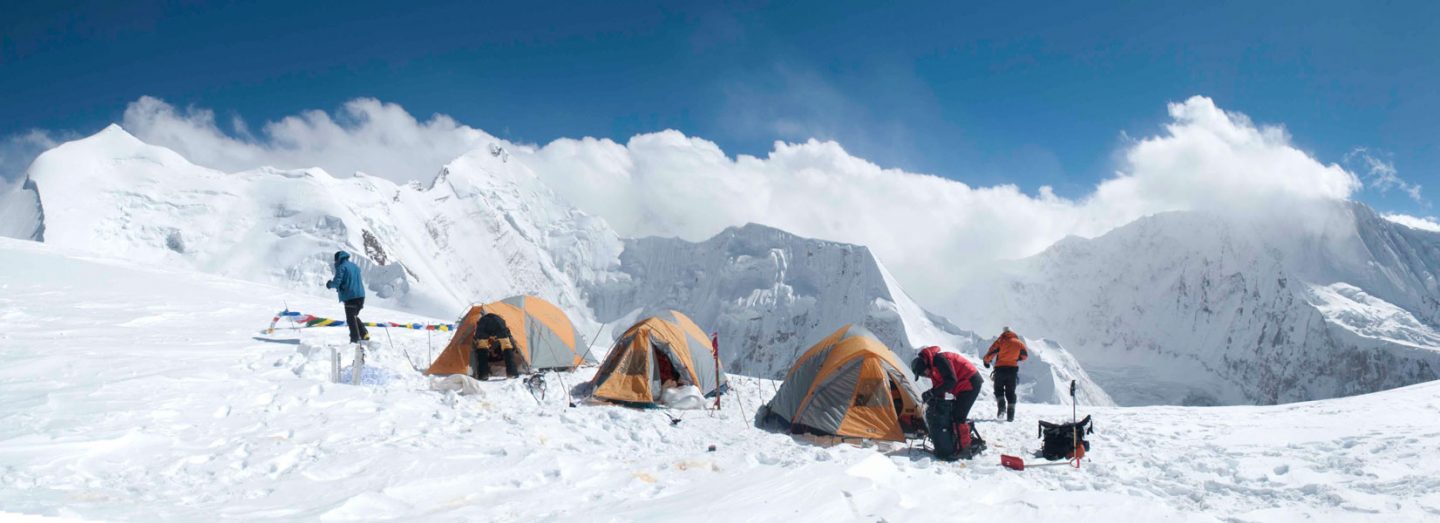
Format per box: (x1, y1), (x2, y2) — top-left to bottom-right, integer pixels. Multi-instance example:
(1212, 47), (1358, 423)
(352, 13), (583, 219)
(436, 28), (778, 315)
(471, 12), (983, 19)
(1038, 415), (1093, 461)
(924, 401), (987, 461)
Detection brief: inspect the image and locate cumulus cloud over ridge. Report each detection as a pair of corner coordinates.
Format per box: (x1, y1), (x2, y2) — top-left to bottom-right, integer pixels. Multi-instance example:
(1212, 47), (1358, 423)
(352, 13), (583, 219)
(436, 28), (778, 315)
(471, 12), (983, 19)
(118, 95), (1365, 309)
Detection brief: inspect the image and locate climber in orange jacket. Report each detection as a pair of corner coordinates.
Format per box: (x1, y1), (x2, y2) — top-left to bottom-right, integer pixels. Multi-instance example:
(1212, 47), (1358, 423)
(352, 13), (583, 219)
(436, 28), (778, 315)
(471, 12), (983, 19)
(983, 327), (1029, 422)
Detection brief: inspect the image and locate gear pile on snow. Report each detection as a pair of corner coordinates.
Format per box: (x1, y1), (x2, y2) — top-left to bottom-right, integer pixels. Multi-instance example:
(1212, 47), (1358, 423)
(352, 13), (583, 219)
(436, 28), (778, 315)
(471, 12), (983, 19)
(1038, 415), (1093, 461)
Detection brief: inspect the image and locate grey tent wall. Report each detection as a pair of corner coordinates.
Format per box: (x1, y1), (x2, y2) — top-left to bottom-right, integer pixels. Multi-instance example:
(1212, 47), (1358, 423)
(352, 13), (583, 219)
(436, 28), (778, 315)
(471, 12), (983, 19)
(793, 358), (863, 435)
(766, 345), (835, 421)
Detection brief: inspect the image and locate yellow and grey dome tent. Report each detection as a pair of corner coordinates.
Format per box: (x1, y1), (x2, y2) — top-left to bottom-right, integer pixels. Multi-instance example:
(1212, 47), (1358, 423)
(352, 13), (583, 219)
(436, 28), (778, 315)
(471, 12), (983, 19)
(589, 310), (727, 404)
(763, 324), (924, 442)
(426, 295), (592, 375)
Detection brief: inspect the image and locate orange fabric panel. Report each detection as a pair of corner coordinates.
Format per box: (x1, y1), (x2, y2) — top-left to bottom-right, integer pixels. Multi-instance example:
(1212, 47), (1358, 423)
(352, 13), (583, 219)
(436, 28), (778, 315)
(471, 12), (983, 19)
(786, 326), (848, 380)
(426, 296), (586, 374)
(667, 312), (711, 385)
(522, 298), (577, 347)
(591, 311), (716, 403)
(425, 305), (484, 375)
(521, 297), (580, 364)
(835, 357), (904, 441)
(652, 318), (700, 385)
(789, 324), (915, 437)
(593, 330), (653, 403)
(811, 336), (882, 388)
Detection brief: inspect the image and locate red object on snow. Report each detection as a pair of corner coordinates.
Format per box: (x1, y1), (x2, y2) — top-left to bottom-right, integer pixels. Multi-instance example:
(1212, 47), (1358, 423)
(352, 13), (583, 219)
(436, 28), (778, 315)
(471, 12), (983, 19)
(1001, 454), (1025, 471)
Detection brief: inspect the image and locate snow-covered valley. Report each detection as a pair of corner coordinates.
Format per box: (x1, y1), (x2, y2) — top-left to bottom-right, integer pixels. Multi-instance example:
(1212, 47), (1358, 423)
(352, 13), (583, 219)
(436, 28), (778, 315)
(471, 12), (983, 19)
(4, 236), (1440, 522)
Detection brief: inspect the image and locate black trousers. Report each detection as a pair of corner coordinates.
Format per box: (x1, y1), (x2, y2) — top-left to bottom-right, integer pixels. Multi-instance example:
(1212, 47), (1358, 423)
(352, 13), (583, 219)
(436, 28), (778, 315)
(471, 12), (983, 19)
(343, 298), (368, 343)
(471, 346), (520, 380)
(993, 366), (1019, 419)
(953, 374), (983, 422)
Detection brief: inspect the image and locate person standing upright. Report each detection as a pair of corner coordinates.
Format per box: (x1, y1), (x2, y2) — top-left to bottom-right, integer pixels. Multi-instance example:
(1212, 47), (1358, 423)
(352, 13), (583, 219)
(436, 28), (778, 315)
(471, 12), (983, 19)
(983, 326), (1028, 422)
(325, 251), (368, 344)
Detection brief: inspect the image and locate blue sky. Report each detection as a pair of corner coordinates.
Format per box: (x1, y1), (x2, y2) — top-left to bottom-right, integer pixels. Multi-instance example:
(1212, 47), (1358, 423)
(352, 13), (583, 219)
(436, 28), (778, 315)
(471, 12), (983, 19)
(1, 1), (1435, 215)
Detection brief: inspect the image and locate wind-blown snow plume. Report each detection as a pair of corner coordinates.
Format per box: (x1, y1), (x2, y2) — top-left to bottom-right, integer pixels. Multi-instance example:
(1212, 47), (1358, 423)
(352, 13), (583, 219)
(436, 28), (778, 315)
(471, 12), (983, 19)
(116, 95), (1367, 311)
(0, 129), (64, 193)
(122, 96), (494, 184)
(1384, 213), (1440, 232)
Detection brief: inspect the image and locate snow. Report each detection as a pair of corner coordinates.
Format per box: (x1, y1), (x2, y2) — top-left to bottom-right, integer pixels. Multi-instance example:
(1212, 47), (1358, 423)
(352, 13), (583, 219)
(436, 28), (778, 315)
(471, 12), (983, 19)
(1306, 282), (1440, 349)
(1382, 213), (1440, 233)
(955, 207), (1440, 406)
(6, 124), (622, 324)
(587, 223), (1108, 406)
(0, 126), (1108, 409)
(4, 237), (1438, 522)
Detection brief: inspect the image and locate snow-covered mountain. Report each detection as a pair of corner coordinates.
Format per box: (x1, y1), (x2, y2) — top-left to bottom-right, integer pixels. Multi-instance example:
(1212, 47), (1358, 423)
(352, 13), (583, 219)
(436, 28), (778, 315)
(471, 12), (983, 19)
(955, 206), (1440, 406)
(1, 124), (621, 322)
(0, 125), (1103, 405)
(584, 224), (1112, 405)
(3, 235), (1436, 522)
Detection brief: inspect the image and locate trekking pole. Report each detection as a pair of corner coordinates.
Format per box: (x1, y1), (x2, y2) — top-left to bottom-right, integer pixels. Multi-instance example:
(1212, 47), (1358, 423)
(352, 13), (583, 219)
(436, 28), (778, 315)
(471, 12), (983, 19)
(1070, 380), (1082, 469)
(711, 332), (722, 410)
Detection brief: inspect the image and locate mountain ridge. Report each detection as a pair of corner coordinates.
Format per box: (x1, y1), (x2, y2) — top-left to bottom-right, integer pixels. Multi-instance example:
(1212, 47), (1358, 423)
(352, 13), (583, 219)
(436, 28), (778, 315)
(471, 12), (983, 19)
(0, 124), (1107, 405)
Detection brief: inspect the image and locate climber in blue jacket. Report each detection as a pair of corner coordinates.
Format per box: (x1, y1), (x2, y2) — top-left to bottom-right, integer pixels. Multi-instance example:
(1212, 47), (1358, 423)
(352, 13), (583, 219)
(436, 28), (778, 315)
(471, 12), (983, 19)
(325, 251), (368, 343)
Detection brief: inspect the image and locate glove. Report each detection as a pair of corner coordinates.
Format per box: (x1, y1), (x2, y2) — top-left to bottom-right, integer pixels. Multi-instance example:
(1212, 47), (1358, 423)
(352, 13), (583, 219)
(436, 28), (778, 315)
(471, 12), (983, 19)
(984, 361), (991, 369)
(325, 281), (335, 289)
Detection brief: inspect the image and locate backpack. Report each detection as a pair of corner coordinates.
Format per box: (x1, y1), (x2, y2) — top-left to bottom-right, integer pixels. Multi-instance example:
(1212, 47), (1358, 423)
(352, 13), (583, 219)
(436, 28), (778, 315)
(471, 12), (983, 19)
(924, 401), (988, 461)
(1038, 415), (1093, 461)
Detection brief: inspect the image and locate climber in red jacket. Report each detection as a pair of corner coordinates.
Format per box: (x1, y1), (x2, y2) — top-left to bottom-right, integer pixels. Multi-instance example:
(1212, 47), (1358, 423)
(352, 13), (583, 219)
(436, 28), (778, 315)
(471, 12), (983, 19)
(912, 346), (983, 423)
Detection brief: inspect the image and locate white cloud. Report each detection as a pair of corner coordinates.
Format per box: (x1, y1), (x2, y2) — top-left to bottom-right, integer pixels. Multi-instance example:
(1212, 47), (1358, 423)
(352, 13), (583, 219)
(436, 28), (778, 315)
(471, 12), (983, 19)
(1382, 214), (1440, 233)
(520, 96), (1362, 307)
(122, 96), (495, 182)
(106, 94), (1364, 310)
(1345, 147), (1423, 203)
(0, 129), (66, 192)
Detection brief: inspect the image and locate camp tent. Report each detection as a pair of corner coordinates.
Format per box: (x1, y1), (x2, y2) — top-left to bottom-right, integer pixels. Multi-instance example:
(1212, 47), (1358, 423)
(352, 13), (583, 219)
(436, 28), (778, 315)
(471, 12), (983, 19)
(589, 310), (727, 404)
(763, 324), (924, 442)
(426, 295), (592, 375)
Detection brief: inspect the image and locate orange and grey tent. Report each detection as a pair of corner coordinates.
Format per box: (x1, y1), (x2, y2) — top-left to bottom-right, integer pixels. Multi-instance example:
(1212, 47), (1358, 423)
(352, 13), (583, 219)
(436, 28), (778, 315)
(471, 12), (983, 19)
(762, 324), (924, 442)
(589, 311), (727, 404)
(426, 295), (593, 375)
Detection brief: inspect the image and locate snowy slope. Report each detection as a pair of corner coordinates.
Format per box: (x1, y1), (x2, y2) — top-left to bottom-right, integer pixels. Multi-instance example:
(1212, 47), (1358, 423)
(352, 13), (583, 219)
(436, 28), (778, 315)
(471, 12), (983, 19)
(2, 125), (622, 323)
(956, 207), (1440, 406)
(587, 224), (1111, 406)
(0, 126), (1107, 407)
(2, 238), (1437, 522)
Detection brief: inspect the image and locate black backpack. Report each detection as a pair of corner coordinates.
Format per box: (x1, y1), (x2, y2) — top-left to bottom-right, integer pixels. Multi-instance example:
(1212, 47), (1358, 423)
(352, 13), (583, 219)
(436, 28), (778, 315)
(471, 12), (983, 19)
(924, 400), (988, 461)
(1038, 415), (1093, 461)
